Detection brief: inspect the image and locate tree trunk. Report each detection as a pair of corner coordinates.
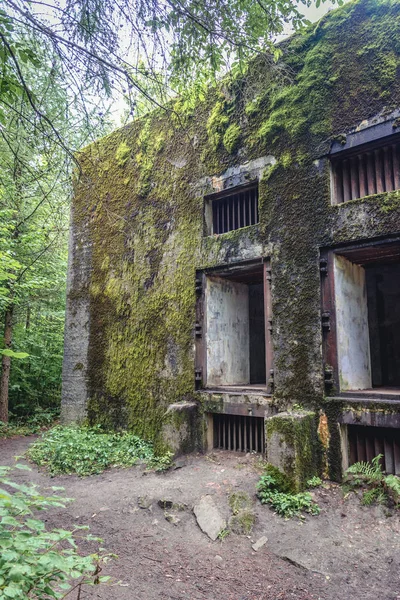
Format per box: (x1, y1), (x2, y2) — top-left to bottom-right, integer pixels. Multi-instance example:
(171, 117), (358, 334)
(0, 305), (14, 423)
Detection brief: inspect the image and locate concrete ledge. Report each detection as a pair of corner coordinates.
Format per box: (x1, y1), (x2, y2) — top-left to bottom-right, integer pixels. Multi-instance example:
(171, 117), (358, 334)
(199, 390), (276, 419)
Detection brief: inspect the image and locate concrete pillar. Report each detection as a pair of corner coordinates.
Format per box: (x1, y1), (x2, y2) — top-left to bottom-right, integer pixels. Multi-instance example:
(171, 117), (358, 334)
(265, 411), (322, 491)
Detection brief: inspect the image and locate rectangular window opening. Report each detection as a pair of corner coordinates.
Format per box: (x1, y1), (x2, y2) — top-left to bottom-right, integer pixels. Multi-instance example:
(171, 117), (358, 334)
(334, 244), (400, 392)
(204, 261), (273, 390)
(213, 413), (265, 453)
(205, 183), (259, 235)
(331, 137), (400, 204)
(348, 424), (400, 475)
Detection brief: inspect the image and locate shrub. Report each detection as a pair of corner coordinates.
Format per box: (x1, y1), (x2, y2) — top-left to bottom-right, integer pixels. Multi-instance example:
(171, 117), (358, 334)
(27, 425), (172, 476)
(0, 464), (112, 599)
(306, 476), (322, 488)
(344, 454), (400, 507)
(256, 465), (320, 519)
(0, 408), (59, 439)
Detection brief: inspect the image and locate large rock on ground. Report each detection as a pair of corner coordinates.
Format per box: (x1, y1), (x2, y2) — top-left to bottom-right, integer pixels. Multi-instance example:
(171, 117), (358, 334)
(193, 495), (226, 541)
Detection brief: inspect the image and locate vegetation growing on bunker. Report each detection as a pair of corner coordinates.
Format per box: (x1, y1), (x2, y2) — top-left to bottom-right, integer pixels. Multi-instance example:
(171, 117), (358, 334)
(223, 123), (241, 154)
(115, 141), (131, 167)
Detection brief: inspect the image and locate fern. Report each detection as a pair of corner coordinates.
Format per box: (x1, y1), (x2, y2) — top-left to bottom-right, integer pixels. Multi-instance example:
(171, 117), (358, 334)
(384, 474), (400, 503)
(344, 455), (400, 509)
(361, 487), (386, 506)
(346, 454), (384, 484)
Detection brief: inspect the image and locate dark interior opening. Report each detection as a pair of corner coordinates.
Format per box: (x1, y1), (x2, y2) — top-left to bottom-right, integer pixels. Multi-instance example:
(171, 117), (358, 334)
(249, 283), (266, 384)
(213, 413), (265, 453)
(366, 263), (400, 387)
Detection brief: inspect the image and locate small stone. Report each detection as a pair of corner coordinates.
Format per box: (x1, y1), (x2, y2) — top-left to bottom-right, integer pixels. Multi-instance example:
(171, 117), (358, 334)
(252, 536), (268, 552)
(173, 459), (186, 470)
(214, 555), (223, 562)
(165, 513), (180, 525)
(138, 496), (152, 509)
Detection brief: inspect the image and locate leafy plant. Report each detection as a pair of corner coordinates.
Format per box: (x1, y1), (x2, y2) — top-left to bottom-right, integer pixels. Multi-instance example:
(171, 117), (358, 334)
(0, 465), (113, 599)
(346, 454), (384, 485)
(217, 528), (230, 541)
(27, 425), (172, 476)
(256, 467), (320, 519)
(307, 476), (322, 488)
(361, 487), (386, 506)
(344, 454), (400, 508)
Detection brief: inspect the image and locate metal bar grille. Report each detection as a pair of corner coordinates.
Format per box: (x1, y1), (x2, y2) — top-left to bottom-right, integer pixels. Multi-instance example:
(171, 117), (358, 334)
(213, 413), (265, 453)
(332, 142), (400, 203)
(348, 425), (400, 475)
(212, 186), (259, 234)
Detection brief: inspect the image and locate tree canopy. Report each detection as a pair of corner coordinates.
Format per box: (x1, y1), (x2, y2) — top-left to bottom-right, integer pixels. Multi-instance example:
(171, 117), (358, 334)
(1, 0), (338, 137)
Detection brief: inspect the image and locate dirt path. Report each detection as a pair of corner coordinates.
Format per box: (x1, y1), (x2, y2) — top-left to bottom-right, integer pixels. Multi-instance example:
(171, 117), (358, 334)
(1, 435), (399, 600)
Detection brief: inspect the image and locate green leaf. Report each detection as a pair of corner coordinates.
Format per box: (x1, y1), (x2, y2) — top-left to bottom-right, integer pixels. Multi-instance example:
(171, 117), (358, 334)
(0, 349), (29, 359)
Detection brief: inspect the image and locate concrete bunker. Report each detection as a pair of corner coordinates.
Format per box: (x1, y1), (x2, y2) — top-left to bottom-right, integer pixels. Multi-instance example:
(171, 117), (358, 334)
(61, 0), (400, 484)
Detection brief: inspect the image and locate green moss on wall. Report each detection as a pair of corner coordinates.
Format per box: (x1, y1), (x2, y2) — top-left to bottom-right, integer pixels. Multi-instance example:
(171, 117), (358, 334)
(115, 141), (131, 167)
(223, 123), (241, 154)
(206, 99), (230, 150)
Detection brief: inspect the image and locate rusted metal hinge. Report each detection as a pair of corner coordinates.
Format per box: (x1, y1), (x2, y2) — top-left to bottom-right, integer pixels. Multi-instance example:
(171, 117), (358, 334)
(321, 311), (331, 332)
(320, 258), (328, 276)
(268, 369), (274, 389)
(324, 367), (334, 388)
(195, 277), (203, 295)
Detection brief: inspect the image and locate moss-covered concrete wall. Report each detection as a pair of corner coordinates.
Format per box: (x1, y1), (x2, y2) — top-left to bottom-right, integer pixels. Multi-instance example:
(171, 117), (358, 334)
(62, 0), (400, 452)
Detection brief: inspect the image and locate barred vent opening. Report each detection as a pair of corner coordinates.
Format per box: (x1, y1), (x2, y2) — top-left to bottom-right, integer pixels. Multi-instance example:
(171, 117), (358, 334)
(348, 425), (400, 475)
(211, 185), (259, 234)
(213, 413), (265, 453)
(332, 141), (400, 204)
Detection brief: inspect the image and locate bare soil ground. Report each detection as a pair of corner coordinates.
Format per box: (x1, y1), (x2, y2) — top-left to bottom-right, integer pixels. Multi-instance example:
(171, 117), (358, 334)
(1, 435), (400, 600)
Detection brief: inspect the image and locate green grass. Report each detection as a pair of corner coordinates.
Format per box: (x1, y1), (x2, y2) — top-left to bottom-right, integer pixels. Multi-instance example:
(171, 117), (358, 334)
(27, 425), (172, 476)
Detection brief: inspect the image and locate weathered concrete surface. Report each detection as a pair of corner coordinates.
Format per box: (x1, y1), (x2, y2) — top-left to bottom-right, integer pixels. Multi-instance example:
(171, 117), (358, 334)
(193, 494), (226, 540)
